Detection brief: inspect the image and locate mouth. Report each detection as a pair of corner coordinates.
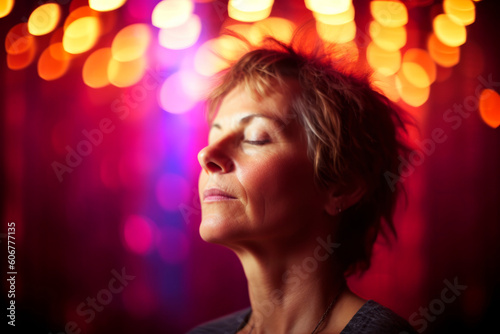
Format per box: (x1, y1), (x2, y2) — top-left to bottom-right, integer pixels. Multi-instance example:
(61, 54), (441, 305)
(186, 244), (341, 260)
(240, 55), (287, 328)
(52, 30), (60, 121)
(203, 188), (237, 202)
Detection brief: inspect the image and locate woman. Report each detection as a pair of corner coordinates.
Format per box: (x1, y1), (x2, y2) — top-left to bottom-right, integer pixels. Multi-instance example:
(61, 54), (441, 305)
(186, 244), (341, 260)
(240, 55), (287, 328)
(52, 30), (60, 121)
(189, 35), (417, 334)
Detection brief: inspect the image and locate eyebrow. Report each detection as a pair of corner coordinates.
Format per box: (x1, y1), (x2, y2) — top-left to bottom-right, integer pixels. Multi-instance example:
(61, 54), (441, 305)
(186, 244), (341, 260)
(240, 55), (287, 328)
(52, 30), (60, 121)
(210, 114), (285, 130)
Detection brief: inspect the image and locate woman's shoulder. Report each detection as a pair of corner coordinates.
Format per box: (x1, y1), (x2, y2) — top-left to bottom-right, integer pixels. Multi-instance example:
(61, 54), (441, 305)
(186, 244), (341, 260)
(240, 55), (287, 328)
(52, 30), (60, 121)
(186, 307), (251, 334)
(341, 300), (417, 334)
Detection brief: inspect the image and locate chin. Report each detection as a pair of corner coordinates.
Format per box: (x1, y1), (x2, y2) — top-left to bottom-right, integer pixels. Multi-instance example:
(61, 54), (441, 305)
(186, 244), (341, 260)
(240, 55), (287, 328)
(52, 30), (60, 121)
(199, 215), (250, 246)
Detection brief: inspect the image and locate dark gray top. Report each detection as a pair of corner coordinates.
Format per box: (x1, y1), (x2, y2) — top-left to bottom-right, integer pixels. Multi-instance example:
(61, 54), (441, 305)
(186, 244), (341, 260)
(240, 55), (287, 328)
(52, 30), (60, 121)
(187, 300), (417, 334)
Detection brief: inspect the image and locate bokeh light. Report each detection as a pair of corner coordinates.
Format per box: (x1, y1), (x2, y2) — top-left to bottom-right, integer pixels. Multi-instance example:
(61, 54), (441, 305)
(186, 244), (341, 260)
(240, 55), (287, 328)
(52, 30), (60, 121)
(433, 13), (467, 47)
(122, 215), (155, 254)
(248, 17), (296, 45)
(155, 173), (191, 210)
(111, 23), (151, 62)
(316, 20), (356, 43)
(37, 43), (71, 81)
(83, 47), (112, 88)
(0, 0), (15, 18)
(151, 0), (193, 28)
(366, 41), (401, 76)
(369, 21), (406, 52)
(107, 56), (147, 87)
(63, 15), (101, 54)
(306, 0), (351, 15)
(427, 32), (460, 67)
(370, 0), (408, 27)
(194, 36), (248, 76)
(396, 70), (430, 107)
(444, 0), (475, 26)
(158, 71), (200, 114)
(228, 0), (273, 22)
(479, 89), (500, 128)
(27, 3), (61, 36)
(89, 0), (127, 12)
(401, 48), (436, 88)
(313, 2), (354, 25)
(371, 72), (400, 102)
(158, 14), (201, 50)
(5, 23), (37, 70)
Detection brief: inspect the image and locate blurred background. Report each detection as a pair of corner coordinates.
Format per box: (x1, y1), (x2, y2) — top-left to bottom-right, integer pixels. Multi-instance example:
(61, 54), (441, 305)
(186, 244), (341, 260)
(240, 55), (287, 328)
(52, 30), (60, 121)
(1, 0), (499, 333)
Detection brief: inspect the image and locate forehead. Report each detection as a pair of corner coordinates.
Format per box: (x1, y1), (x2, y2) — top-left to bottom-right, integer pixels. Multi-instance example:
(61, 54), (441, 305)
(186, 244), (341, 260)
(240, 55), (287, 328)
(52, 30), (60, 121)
(211, 84), (291, 125)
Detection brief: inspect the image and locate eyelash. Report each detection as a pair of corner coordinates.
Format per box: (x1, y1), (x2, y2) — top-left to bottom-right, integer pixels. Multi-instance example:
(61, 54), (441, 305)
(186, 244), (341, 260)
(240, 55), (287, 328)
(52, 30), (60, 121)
(243, 140), (270, 146)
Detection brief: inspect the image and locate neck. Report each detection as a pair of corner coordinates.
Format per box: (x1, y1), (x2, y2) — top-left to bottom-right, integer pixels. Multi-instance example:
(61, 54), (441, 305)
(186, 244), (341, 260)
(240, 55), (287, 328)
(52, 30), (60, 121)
(233, 234), (347, 334)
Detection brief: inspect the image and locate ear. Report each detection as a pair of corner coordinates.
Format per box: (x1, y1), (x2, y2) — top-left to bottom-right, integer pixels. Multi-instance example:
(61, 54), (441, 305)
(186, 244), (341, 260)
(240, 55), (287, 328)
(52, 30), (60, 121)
(324, 184), (366, 216)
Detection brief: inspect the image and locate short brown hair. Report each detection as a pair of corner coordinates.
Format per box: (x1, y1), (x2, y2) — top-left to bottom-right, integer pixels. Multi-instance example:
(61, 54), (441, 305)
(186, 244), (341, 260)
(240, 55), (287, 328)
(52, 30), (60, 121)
(206, 33), (413, 275)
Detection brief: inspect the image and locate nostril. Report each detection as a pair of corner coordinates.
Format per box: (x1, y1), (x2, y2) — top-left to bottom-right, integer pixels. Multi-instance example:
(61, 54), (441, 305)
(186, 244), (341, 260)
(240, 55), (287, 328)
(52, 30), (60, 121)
(206, 161), (222, 171)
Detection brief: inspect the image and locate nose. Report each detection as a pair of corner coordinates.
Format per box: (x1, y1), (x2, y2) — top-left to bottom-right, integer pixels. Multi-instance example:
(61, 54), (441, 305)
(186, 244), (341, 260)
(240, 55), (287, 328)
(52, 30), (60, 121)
(197, 142), (234, 174)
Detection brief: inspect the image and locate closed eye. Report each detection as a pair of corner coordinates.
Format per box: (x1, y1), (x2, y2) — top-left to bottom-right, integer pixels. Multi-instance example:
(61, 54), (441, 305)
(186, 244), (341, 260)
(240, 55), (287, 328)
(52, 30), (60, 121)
(243, 140), (270, 145)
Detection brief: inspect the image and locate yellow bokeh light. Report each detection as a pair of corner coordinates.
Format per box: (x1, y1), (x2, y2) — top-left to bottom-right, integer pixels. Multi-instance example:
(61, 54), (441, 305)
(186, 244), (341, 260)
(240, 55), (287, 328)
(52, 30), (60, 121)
(427, 33), (460, 68)
(5, 23), (35, 55)
(443, 0), (475, 26)
(108, 57), (146, 87)
(223, 23), (252, 36)
(433, 14), (466, 47)
(159, 14), (201, 50)
(366, 41), (401, 76)
(89, 0), (127, 12)
(371, 72), (400, 102)
(313, 2), (354, 25)
(370, 1), (408, 27)
(401, 48), (436, 88)
(38, 43), (71, 80)
(316, 20), (356, 44)
(64, 6), (99, 29)
(152, 0), (193, 28)
(194, 36), (248, 76)
(111, 23), (151, 61)
(396, 70), (430, 107)
(228, 0), (273, 22)
(479, 89), (500, 128)
(63, 16), (101, 54)
(248, 17), (296, 45)
(83, 47), (112, 88)
(0, 0), (15, 18)
(28, 3), (61, 36)
(369, 21), (406, 52)
(305, 0), (350, 15)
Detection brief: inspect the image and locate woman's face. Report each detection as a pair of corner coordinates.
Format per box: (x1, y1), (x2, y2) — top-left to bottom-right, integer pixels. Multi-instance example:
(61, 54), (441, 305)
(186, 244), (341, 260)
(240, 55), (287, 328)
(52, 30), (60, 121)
(198, 84), (328, 248)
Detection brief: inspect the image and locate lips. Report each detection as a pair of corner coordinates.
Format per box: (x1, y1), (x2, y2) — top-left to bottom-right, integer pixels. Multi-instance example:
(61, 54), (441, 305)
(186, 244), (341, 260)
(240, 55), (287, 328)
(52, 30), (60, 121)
(203, 188), (237, 202)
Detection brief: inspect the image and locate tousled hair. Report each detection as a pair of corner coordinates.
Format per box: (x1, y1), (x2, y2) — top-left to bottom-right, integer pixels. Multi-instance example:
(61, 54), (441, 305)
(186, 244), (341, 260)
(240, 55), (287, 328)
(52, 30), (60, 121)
(205, 32), (413, 275)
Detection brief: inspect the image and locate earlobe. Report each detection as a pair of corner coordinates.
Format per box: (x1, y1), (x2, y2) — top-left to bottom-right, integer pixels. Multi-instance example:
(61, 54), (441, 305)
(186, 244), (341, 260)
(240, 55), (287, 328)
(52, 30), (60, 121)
(324, 185), (366, 216)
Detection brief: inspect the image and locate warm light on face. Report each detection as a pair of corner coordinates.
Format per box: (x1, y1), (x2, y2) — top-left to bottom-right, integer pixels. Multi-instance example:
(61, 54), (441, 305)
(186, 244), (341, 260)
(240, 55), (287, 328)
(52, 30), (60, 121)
(28, 3), (61, 36)
(306, 0), (351, 15)
(83, 47), (112, 88)
(369, 21), (406, 52)
(63, 16), (101, 54)
(444, 0), (475, 26)
(228, 0), (273, 22)
(427, 32), (460, 68)
(158, 14), (201, 50)
(38, 43), (71, 80)
(433, 13), (467, 47)
(0, 0), (14, 18)
(370, 0), (408, 27)
(316, 19), (356, 43)
(401, 48), (436, 88)
(89, 0), (127, 12)
(152, 0), (194, 28)
(111, 23), (151, 61)
(366, 41), (401, 76)
(479, 89), (500, 128)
